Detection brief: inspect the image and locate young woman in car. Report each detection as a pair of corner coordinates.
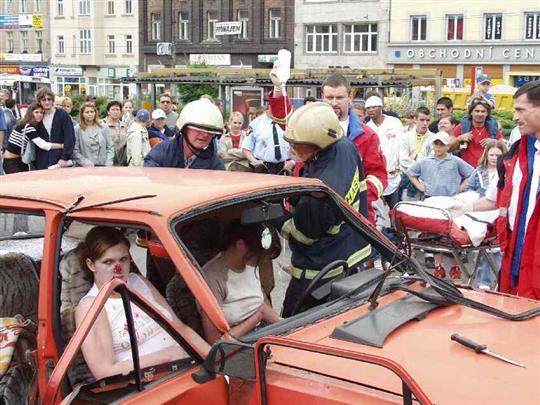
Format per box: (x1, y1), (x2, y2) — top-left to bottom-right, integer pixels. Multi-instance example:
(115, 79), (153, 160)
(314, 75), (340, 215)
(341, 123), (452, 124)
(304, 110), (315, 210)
(75, 226), (209, 380)
(2, 102), (64, 174)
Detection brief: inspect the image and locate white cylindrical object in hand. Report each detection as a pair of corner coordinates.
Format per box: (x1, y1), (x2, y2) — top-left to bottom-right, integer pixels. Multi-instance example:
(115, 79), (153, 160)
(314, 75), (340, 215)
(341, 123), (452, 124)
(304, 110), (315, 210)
(275, 49), (291, 89)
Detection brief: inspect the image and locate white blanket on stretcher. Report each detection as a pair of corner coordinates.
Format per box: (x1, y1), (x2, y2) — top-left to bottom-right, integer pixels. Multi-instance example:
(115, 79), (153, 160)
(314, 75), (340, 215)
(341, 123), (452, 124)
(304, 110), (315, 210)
(397, 192), (498, 247)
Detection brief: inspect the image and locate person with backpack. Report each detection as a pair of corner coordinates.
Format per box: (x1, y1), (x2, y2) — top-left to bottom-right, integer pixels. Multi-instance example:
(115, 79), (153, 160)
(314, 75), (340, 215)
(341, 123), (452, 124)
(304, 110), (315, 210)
(448, 97), (502, 167)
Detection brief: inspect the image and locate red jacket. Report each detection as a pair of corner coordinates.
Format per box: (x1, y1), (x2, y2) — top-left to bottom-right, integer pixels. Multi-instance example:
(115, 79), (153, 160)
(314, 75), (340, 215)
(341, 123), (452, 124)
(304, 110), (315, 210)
(268, 91), (387, 223)
(496, 137), (540, 300)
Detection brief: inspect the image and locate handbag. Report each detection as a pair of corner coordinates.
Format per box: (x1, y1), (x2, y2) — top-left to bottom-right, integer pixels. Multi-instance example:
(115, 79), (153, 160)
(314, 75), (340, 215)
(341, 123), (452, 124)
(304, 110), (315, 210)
(21, 138), (35, 165)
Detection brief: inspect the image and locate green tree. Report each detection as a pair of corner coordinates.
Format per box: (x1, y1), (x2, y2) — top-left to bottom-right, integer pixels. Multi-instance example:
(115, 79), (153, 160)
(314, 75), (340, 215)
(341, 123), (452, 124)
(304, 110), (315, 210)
(176, 84), (219, 104)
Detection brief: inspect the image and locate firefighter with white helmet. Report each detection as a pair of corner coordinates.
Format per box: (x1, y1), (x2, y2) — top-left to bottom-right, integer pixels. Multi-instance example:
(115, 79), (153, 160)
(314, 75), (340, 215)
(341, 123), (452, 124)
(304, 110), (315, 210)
(144, 98), (225, 169)
(279, 102), (372, 317)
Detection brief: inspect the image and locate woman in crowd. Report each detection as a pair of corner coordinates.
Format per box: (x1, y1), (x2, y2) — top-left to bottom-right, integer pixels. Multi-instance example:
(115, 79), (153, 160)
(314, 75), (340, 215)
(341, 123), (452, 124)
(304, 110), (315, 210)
(72, 102), (114, 167)
(103, 101), (128, 166)
(122, 100), (135, 128)
(75, 226), (209, 380)
(465, 141), (507, 289)
(2, 103), (64, 173)
(218, 112), (250, 172)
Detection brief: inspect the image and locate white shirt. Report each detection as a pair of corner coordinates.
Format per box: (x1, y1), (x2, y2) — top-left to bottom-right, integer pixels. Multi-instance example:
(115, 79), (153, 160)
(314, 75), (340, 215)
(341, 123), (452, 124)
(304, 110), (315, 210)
(509, 127), (522, 145)
(242, 114), (290, 163)
(485, 139), (540, 232)
(339, 117), (350, 136)
(43, 108), (55, 140)
(367, 115), (405, 195)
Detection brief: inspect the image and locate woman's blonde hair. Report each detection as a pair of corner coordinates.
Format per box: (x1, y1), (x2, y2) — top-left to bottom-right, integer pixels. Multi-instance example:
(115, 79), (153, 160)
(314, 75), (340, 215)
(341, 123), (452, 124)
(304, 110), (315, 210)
(62, 97), (73, 107)
(78, 102), (101, 129)
(229, 111), (244, 124)
(478, 140), (508, 167)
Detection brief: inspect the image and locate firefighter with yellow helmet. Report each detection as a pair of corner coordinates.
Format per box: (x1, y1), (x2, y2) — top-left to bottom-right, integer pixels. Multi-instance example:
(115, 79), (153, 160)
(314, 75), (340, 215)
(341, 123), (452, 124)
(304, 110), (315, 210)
(279, 102), (371, 317)
(144, 98), (225, 169)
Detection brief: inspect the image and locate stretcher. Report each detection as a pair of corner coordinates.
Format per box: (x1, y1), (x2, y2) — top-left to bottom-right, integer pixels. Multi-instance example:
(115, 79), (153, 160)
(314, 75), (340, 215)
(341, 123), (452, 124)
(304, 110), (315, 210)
(391, 199), (500, 287)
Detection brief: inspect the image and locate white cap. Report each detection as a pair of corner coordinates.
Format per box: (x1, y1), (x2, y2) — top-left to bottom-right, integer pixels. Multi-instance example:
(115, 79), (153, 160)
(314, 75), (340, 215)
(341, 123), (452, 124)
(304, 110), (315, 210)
(152, 108), (167, 120)
(432, 131), (450, 145)
(365, 96), (383, 108)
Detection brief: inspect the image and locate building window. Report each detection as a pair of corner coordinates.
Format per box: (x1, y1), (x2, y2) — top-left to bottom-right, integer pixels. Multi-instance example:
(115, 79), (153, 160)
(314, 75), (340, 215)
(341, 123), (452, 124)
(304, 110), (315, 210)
(237, 9), (248, 39)
(151, 13), (161, 41)
(4, 0), (13, 13)
(36, 30), (42, 53)
(57, 0), (64, 16)
(107, 35), (115, 53)
(207, 11), (218, 40)
(484, 13), (502, 40)
(124, 0), (132, 14)
(525, 12), (540, 40)
(179, 11), (189, 40)
(410, 15), (426, 41)
(343, 23), (378, 53)
(20, 0), (28, 13)
(79, 0), (90, 15)
(306, 25), (337, 53)
(79, 29), (91, 54)
(34, 0), (42, 12)
(269, 9), (281, 39)
(447, 14), (463, 41)
(125, 34), (133, 53)
(107, 0), (114, 15)
(6, 31), (14, 53)
(21, 31), (28, 52)
(57, 35), (65, 54)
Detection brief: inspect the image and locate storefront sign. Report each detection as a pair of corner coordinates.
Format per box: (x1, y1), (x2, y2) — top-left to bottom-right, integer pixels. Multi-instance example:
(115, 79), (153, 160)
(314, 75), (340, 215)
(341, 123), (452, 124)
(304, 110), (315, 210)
(189, 54), (231, 66)
(0, 53), (42, 62)
(0, 14), (42, 29)
(32, 14), (43, 29)
(257, 55), (278, 63)
(215, 22), (242, 36)
(53, 66), (83, 76)
(388, 44), (540, 64)
(108, 68), (116, 78)
(19, 65), (49, 78)
(0, 15), (18, 29)
(0, 65), (19, 74)
(18, 15), (32, 28)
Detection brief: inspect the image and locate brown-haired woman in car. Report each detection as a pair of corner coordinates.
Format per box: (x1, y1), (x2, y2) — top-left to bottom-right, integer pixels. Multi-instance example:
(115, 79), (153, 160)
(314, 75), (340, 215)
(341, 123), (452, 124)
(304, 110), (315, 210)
(75, 226), (209, 380)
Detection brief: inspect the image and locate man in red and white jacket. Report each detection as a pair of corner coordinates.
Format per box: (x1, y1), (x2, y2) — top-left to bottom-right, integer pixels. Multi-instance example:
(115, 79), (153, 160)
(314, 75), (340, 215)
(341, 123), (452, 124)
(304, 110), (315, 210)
(451, 80), (540, 300)
(268, 71), (387, 223)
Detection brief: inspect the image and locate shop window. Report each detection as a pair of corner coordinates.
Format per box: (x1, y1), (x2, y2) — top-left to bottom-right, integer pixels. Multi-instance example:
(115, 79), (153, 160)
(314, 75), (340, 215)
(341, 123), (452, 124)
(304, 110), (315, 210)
(79, 29), (91, 54)
(237, 9), (248, 39)
(125, 34), (133, 54)
(57, 35), (65, 54)
(207, 10), (218, 40)
(269, 9), (281, 39)
(124, 0), (132, 15)
(56, 0), (63, 16)
(107, 35), (115, 54)
(411, 15), (426, 41)
(306, 24), (337, 53)
(525, 12), (540, 40)
(79, 0), (90, 16)
(179, 11), (189, 40)
(447, 14), (463, 41)
(107, 0), (114, 15)
(484, 13), (502, 40)
(151, 13), (161, 41)
(343, 23), (378, 53)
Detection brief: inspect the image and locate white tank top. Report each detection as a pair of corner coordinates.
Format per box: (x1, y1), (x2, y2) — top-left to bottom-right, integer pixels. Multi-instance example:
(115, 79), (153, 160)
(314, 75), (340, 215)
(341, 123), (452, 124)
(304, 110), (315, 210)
(82, 273), (178, 362)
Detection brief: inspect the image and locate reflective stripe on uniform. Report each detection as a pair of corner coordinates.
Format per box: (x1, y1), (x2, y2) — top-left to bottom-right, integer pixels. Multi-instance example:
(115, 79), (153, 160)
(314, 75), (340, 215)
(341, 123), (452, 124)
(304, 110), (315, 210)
(345, 167), (367, 208)
(366, 174), (384, 198)
(289, 244), (372, 280)
(281, 218), (316, 246)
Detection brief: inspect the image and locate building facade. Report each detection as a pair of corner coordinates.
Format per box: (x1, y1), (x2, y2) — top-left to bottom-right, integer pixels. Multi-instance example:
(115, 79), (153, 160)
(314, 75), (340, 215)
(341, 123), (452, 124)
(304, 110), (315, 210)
(294, 0), (389, 70)
(49, 0), (139, 99)
(140, 0), (294, 71)
(387, 0), (540, 87)
(0, 0), (50, 103)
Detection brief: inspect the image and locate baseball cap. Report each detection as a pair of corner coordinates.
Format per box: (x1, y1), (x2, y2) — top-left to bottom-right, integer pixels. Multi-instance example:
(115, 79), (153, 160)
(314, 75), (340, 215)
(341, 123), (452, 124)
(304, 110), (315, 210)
(365, 96), (383, 108)
(152, 108), (167, 120)
(476, 74), (491, 84)
(135, 109), (150, 121)
(432, 131), (450, 145)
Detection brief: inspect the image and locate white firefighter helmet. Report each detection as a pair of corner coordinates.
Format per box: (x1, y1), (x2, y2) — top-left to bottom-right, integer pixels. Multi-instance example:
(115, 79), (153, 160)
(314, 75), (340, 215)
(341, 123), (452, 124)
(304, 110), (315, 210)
(176, 98), (224, 134)
(284, 102), (343, 150)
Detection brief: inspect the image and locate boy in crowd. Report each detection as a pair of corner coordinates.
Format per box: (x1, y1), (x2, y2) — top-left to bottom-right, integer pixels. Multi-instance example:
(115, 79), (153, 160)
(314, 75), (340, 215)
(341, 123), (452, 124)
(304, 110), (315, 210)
(407, 132), (473, 278)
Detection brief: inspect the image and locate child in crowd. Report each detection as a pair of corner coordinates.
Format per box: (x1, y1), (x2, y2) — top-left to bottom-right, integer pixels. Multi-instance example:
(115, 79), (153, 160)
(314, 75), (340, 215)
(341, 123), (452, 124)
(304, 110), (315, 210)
(407, 131), (474, 278)
(218, 112), (250, 172)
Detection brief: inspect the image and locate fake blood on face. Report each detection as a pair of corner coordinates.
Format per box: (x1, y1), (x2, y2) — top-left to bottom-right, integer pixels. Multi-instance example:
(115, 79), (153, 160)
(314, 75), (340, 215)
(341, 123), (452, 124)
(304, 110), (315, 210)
(113, 263), (123, 276)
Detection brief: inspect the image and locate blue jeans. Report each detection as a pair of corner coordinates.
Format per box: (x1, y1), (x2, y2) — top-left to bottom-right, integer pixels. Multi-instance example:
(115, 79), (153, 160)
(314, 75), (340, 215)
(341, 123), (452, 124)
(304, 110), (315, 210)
(474, 249), (502, 288)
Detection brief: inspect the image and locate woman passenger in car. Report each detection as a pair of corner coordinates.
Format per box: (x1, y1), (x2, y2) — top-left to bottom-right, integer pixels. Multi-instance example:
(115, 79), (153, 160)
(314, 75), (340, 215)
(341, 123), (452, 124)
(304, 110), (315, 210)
(75, 226), (209, 380)
(200, 221), (281, 344)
